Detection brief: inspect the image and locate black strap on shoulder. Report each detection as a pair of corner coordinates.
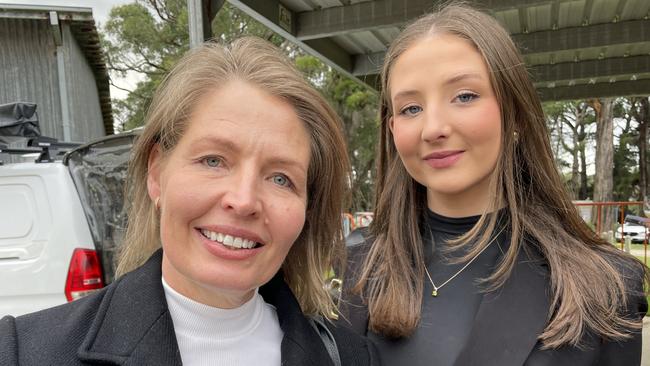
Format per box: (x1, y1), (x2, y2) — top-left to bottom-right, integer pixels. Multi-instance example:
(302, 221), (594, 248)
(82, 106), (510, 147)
(309, 315), (341, 366)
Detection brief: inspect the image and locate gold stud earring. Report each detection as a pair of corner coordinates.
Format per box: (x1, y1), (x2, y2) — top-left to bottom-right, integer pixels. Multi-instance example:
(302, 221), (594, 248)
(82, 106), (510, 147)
(513, 131), (520, 143)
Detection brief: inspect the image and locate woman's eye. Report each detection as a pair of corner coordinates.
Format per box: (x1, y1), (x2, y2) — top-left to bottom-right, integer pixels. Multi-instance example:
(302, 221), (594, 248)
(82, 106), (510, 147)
(272, 174), (292, 188)
(202, 156), (223, 168)
(399, 105), (422, 116)
(455, 92), (479, 103)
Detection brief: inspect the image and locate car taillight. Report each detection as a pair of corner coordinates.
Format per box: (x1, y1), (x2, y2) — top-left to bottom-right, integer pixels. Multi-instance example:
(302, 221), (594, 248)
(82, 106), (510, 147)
(65, 248), (105, 301)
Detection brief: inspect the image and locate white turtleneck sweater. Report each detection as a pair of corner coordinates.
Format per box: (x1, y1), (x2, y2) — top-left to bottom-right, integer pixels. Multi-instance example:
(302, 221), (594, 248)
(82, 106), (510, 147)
(162, 277), (283, 366)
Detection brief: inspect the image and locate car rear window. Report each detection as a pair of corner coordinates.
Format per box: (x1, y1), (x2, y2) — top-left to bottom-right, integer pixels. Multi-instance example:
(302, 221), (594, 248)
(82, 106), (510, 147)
(65, 133), (136, 283)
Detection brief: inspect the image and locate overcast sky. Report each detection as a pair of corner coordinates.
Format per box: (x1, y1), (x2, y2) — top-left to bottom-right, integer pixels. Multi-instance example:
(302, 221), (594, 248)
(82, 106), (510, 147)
(7, 0), (132, 25)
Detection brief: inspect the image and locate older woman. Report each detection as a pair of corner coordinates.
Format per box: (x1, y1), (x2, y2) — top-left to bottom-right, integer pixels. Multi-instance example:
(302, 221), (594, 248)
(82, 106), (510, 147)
(0, 37), (378, 366)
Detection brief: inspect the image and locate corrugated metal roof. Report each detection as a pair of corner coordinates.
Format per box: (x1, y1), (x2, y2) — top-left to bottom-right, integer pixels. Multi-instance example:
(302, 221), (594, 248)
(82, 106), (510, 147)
(223, 0), (650, 101)
(0, 3), (113, 135)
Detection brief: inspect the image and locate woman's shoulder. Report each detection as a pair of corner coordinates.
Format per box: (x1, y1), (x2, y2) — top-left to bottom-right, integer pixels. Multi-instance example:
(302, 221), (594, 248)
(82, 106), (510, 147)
(0, 283), (114, 365)
(0, 253), (163, 365)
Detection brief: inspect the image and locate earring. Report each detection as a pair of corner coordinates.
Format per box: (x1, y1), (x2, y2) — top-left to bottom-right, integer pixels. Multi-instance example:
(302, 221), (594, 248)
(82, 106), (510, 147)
(513, 131), (520, 143)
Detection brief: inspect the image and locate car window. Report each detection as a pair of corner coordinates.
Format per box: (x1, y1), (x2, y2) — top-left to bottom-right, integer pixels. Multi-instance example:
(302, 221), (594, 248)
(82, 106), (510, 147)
(65, 133), (136, 284)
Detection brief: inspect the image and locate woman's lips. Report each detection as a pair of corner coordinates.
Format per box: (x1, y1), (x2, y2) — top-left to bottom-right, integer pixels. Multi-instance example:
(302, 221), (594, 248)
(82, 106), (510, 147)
(423, 151), (464, 168)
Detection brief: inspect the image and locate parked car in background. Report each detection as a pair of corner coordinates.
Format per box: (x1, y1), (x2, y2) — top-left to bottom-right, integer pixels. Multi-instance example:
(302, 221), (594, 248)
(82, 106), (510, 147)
(615, 216), (649, 244)
(0, 131), (135, 317)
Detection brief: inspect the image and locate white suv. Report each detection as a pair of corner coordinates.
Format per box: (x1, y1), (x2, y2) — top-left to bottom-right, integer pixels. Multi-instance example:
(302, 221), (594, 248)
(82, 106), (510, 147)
(0, 133), (135, 317)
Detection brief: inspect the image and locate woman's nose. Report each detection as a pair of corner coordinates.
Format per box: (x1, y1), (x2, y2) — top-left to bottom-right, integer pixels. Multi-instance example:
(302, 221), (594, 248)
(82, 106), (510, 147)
(421, 108), (451, 142)
(220, 171), (261, 217)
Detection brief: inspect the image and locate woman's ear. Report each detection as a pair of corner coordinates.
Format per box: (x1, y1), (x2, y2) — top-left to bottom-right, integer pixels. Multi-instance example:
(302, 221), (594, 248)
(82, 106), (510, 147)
(388, 116), (395, 133)
(147, 144), (163, 202)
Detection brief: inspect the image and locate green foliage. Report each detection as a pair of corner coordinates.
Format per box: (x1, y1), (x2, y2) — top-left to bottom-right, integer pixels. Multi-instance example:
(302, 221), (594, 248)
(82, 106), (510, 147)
(294, 55), (379, 212)
(543, 100), (595, 199)
(545, 97), (650, 202)
(105, 1), (282, 130)
(613, 98), (640, 200)
(103, 0), (189, 130)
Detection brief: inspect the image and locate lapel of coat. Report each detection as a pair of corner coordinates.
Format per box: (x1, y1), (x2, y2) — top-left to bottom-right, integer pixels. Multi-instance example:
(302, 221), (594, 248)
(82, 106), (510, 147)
(77, 250), (182, 366)
(260, 271), (335, 366)
(454, 243), (551, 366)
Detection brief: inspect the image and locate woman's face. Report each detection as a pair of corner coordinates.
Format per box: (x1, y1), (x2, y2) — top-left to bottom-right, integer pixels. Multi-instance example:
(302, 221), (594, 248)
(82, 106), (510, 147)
(147, 80), (311, 308)
(389, 34), (502, 217)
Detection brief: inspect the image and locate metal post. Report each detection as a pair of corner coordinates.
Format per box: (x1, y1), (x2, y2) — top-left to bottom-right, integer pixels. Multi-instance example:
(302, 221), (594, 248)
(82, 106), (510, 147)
(50, 11), (71, 141)
(188, 0), (204, 48)
(620, 206), (625, 249)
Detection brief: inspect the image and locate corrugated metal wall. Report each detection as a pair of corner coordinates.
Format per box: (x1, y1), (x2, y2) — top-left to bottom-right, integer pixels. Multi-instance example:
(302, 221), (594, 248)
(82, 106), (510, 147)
(0, 17), (105, 163)
(62, 24), (105, 142)
(0, 18), (62, 139)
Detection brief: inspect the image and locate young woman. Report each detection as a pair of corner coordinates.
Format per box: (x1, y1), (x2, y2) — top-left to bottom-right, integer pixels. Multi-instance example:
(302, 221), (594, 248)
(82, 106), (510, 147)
(0, 37), (378, 366)
(341, 3), (648, 365)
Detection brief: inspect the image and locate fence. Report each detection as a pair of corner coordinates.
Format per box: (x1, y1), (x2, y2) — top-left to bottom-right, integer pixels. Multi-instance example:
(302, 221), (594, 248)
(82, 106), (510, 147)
(574, 201), (648, 263)
(342, 212), (374, 237)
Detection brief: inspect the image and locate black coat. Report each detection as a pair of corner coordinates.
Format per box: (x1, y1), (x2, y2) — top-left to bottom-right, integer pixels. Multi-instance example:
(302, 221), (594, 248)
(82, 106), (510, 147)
(339, 229), (647, 366)
(0, 250), (379, 366)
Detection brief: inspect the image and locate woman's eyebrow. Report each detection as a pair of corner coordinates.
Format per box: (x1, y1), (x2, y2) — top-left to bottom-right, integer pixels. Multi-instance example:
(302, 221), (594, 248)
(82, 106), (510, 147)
(443, 72), (483, 86)
(190, 136), (239, 153)
(392, 89), (420, 101)
(267, 156), (308, 176)
(392, 73), (484, 100)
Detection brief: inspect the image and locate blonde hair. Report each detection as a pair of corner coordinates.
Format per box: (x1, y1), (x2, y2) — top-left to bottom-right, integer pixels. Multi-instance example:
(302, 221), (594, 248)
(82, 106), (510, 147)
(117, 37), (350, 317)
(357, 2), (648, 348)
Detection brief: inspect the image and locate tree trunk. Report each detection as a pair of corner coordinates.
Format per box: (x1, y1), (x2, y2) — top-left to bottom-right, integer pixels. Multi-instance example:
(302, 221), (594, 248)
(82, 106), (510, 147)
(591, 98), (615, 233)
(569, 137), (579, 199)
(579, 140), (588, 199)
(637, 98), (649, 200)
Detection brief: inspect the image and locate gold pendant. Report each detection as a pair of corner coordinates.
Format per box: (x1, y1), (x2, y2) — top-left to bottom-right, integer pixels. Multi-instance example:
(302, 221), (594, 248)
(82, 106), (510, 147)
(432, 289), (438, 297)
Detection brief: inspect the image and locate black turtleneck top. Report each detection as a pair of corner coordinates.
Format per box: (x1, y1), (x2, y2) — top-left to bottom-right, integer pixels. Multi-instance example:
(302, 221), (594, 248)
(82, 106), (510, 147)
(368, 210), (508, 366)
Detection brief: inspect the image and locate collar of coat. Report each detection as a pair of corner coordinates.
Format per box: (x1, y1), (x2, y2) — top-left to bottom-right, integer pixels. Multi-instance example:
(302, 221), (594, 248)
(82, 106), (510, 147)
(76, 249), (335, 366)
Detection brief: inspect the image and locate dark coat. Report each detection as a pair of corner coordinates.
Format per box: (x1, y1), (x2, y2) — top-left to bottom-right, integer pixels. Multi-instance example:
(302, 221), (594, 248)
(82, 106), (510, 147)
(339, 229), (647, 366)
(0, 250), (379, 366)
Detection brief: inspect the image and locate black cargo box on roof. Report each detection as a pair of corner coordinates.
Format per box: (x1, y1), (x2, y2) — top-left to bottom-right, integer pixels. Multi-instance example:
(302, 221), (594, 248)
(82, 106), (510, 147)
(0, 102), (41, 142)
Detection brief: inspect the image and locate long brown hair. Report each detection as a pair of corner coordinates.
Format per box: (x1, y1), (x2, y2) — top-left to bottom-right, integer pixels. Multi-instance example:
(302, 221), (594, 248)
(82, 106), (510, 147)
(117, 37), (350, 317)
(356, 2), (648, 348)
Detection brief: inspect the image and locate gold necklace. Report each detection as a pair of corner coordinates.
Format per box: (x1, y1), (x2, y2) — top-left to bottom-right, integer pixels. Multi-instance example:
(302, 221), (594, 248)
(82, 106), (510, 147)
(424, 227), (504, 297)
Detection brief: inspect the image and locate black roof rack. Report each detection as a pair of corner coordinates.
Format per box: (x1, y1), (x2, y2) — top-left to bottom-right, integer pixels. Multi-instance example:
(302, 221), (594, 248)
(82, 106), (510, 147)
(0, 136), (82, 163)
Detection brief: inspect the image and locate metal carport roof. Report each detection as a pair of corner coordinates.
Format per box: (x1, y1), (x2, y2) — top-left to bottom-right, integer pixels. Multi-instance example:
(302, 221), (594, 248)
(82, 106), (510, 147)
(194, 0), (650, 101)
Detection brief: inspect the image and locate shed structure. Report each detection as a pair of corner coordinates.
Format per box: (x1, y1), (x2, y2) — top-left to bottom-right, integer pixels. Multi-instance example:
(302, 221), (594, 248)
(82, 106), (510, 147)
(193, 0), (650, 101)
(0, 4), (112, 144)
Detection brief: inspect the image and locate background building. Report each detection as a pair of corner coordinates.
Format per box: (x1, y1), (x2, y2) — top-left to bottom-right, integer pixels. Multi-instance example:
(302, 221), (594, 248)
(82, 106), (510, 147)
(0, 3), (112, 150)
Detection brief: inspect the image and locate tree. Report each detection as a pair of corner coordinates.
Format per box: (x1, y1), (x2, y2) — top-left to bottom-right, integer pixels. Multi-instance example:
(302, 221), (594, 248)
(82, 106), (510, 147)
(630, 97), (650, 199)
(612, 98), (640, 201)
(104, 1), (281, 131)
(103, 0), (189, 130)
(590, 98), (615, 230)
(544, 101), (593, 199)
(295, 55), (379, 212)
